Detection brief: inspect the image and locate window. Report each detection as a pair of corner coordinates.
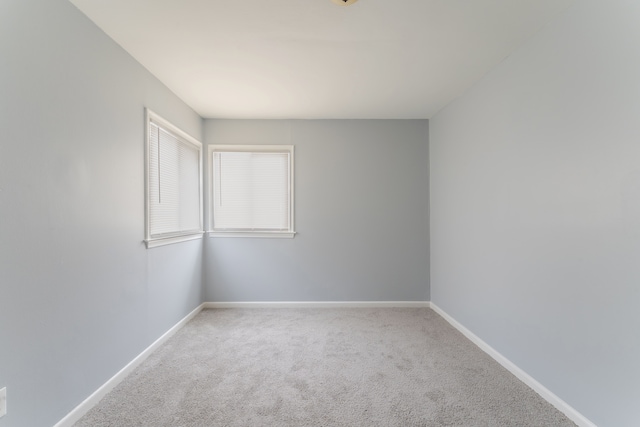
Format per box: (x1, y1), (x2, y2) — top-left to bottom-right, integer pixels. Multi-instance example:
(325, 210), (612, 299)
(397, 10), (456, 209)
(145, 109), (203, 248)
(209, 145), (295, 238)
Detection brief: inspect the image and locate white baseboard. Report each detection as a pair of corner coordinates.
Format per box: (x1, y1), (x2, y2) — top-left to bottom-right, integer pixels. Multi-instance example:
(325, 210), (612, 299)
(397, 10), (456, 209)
(54, 303), (205, 427)
(429, 303), (597, 427)
(204, 301), (431, 308)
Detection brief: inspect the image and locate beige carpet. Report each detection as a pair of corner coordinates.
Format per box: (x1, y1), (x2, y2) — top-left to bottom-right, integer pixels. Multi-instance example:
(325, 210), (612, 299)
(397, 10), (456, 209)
(74, 308), (576, 426)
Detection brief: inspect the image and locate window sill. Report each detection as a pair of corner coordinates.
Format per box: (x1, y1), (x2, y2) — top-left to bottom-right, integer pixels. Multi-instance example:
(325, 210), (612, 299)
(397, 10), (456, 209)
(145, 232), (204, 248)
(208, 231), (296, 239)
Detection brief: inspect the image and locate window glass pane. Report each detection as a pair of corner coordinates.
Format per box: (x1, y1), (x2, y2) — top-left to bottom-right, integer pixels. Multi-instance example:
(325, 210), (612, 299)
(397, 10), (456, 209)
(148, 122), (201, 237)
(213, 151), (290, 231)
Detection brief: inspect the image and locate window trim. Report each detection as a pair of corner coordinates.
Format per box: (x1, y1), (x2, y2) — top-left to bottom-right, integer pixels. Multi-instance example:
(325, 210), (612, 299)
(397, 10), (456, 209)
(208, 144), (296, 239)
(144, 108), (204, 248)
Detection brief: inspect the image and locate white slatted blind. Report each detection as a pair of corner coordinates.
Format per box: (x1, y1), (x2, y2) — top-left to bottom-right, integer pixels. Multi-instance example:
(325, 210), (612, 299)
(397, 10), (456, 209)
(148, 121), (201, 238)
(213, 150), (291, 231)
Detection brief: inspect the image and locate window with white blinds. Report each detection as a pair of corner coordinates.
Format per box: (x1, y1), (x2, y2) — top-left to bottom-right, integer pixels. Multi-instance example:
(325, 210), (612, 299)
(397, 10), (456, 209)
(209, 145), (295, 238)
(145, 109), (203, 248)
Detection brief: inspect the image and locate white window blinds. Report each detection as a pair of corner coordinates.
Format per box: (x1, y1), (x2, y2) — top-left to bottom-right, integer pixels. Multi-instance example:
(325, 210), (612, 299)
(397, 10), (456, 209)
(146, 112), (202, 245)
(212, 148), (293, 232)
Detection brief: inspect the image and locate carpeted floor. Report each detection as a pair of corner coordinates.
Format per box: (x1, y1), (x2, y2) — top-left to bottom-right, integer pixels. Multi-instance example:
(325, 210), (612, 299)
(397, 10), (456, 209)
(74, 308), (576, 426)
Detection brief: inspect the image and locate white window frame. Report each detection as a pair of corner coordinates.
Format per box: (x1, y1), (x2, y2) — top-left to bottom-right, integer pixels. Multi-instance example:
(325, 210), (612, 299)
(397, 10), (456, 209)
(144, 109), (204, 248)
(208, 145), (296, 238)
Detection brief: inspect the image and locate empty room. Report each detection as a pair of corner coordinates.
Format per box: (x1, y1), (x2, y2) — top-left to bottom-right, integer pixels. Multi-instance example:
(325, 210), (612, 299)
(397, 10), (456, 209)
(1, 0), (638, 426)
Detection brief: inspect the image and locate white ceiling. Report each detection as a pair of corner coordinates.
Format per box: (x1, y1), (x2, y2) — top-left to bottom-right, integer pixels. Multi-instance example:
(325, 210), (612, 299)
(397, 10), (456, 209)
(70, 0), (574, 119)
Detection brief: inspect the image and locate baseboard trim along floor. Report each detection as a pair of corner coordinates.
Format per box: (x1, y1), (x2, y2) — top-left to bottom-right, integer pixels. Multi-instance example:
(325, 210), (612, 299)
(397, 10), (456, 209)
(204, 301), (431, 308)
(429, 303), (596, 427)
(55, 301), (596, 427)
(53, 303), (206, 427)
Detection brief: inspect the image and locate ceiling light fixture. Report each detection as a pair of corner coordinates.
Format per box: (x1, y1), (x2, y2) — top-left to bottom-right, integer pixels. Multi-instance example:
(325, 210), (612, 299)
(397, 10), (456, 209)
(331, 0), (359, 6)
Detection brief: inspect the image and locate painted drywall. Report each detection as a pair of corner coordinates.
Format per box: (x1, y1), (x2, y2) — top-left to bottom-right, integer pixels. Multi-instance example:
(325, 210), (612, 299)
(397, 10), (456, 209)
(0, 1), (203, 426)
(430, 0), (640, 426)
(204, 120), (430, 302)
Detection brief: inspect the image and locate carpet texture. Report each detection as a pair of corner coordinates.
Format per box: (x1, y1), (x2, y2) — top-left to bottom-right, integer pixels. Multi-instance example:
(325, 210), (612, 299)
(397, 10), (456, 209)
(74, 308), (576, 426)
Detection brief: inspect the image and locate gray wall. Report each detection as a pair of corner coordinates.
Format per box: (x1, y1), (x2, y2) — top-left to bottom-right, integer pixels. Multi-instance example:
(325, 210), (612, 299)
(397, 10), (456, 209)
(204, 120), (430, 302)
(0, 1), (203, 426)
(429, 0), (640, 425)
